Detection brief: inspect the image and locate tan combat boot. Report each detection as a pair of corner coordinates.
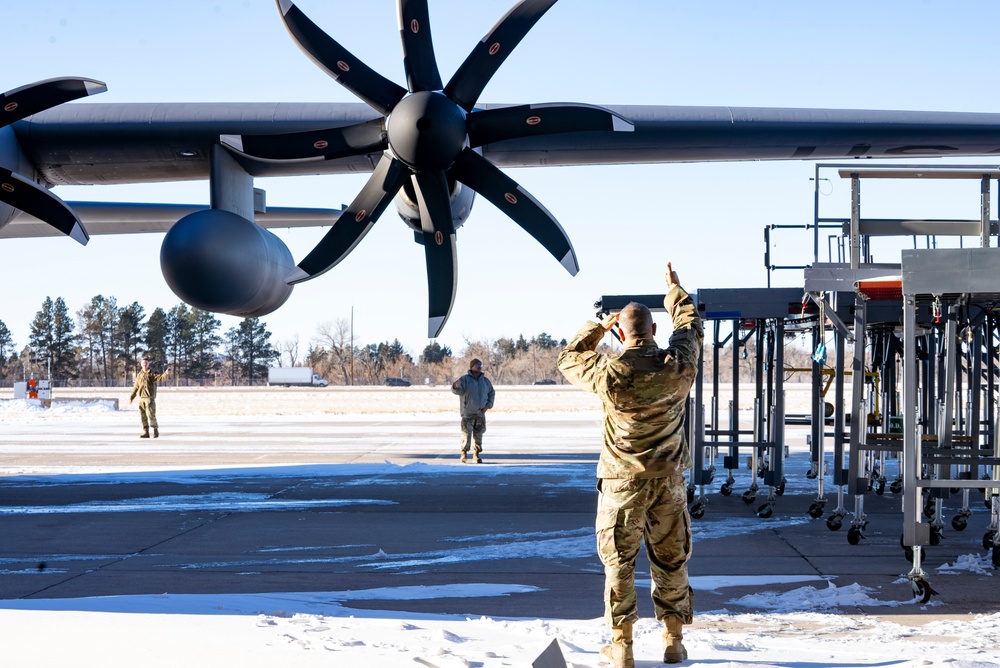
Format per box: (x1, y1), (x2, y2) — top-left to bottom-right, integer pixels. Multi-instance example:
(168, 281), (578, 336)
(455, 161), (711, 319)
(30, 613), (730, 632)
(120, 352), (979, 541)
(153, 428), (159, 438)
(663, 616), (687, 663)
(140, 429), (150, 439)
(599, 622), (633, 668)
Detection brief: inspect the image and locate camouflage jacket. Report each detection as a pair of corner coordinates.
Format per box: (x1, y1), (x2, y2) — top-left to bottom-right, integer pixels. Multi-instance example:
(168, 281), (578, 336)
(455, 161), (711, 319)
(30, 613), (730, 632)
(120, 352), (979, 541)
(130, 369), (168, 402)
(557, 286), (703, 478)
(451, 372), (495, 416)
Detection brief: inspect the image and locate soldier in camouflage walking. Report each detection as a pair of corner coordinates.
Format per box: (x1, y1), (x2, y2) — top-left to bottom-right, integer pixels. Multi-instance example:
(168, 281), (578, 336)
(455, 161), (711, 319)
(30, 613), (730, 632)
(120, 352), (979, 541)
(451, 358), (495, 463)
(558, 262), (703, 667)
(129, 356), (170, 439)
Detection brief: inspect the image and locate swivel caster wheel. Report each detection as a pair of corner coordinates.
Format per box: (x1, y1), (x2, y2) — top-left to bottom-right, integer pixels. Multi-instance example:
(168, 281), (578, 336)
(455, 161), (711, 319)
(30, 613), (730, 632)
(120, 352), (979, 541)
(690, 500), (706, 520)
(922, 498), (936, 519)
(889, 479), (903, 494)
(807, 501), (825, 519)
(720, 480), (734, 497)
(756, 503), (773, 518)
(874, 480), (886, 495)
(741, 490), (756, 506)
(775, 478), (786, 496)
(951, 514), (969, 531)
(929, 526), (943, 546)
(984, 530), (997, 551)
(826, 514), (843, 531)
(847, 526), (864, 545)
(912, 578), (937, 604)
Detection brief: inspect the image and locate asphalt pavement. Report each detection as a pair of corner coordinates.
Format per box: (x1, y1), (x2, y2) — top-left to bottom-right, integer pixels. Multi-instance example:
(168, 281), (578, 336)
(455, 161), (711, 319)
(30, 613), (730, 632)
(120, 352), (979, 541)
(0, 404), (997, 627)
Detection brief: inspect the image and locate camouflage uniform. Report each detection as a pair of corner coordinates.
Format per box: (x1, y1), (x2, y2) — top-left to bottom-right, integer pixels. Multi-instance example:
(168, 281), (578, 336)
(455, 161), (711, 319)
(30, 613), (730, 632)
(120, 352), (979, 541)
(451, 369), (495, 457)
(130, 368), (168, 433)
(558, 285), (703, 628)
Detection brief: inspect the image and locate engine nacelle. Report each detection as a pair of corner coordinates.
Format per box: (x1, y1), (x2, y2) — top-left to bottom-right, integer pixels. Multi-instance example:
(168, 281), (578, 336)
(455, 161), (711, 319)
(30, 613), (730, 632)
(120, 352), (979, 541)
(393, 176), (475, 234)
(160, 209), (294, 317)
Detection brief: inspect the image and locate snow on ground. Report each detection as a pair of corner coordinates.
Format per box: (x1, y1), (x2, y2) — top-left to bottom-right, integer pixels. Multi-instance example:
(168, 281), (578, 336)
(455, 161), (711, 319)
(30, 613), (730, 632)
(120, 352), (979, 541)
(1, 390), (998, 667)
(2, 585), (999, 667)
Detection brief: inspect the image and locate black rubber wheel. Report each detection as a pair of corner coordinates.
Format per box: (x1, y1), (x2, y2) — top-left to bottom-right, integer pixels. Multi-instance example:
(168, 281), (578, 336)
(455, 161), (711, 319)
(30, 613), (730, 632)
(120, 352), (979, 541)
(890, 479), (903, 494)
(847, 526), (863, 545)
(741, 490), (756, 506)
(951, 515), (968, 531)
(984, 530), (997, 551)
(914, 579), (934, 604)
(826, 515), (842, 531)
(720, 482), (734, 497)
(757, 503), (773, 518)
(690, 501), (706, 520)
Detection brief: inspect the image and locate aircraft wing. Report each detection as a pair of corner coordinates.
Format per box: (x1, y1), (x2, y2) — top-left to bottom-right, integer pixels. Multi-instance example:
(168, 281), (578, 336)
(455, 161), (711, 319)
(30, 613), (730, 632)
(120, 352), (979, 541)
(14, 102), (1000, 188)
(0, 201), (341, 239)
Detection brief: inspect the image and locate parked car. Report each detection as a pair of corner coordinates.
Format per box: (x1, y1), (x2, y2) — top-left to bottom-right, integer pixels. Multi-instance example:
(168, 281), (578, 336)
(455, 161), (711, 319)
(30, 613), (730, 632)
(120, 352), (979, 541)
(533, 379), (557, 385)
(384, 377), (412, 387)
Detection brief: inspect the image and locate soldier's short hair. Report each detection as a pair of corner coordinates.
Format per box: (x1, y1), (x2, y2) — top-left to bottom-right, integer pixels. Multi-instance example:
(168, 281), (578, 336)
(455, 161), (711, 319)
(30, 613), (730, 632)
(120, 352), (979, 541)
(619, 302), (653, 338)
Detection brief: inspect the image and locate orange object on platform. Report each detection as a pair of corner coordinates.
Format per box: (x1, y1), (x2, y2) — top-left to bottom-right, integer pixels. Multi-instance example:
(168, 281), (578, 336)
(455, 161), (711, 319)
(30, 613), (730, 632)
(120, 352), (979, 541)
(857, 278), (903, 301)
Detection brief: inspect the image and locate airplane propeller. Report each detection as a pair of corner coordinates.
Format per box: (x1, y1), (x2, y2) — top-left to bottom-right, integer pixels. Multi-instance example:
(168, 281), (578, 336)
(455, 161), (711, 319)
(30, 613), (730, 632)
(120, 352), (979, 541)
(222, 0), (633, 337)
(0, 77), (107, 245)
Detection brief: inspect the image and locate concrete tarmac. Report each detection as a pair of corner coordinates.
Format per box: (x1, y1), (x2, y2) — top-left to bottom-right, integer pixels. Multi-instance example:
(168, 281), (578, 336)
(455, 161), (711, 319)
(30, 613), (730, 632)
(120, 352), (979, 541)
(0, 389), (997, 628)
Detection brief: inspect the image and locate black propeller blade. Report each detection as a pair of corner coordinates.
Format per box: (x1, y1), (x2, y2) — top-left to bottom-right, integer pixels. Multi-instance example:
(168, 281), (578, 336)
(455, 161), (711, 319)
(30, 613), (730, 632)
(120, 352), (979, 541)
(444, 0), (559, 112)
(277, 0), (406, 115)
(0, 77), (106, 244)
(0, 168), (89, 245)
(398, 0), (443, 93)
(467, 103), (633, 148)
(287, 153), (408, 283)
(450, 148), (577, 276)
(221, 117), (386, 162)
(1, 77), (106, 126)
(413, 170), (458, 338)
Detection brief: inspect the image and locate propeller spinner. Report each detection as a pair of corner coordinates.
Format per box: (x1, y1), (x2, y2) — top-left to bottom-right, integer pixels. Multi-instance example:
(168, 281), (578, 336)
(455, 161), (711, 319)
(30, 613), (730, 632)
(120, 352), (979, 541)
(221, 0), (633, 337)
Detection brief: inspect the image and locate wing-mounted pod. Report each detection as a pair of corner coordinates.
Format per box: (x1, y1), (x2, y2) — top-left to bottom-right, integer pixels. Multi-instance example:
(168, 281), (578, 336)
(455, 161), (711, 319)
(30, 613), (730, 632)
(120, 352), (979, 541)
(160, 145), (297, 317)
(221, 0), (634, 337)
(0, 77), (107, 242)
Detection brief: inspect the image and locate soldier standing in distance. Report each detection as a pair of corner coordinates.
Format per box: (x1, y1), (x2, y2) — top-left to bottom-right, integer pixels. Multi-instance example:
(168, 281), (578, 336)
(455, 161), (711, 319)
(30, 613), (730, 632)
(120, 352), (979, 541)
(557, 262), (703, 667)
(129, 356), (169, 438)
(450, 358), (495, 463)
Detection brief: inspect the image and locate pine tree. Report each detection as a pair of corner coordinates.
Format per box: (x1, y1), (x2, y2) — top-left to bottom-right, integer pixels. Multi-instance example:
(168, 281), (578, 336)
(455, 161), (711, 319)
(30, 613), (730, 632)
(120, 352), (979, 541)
(189, 309), (222, 385)
(145, 307), (169, 367)
(29, 297), (77, 382)
(0, 319), (15, 382)
(226, 318), (278, 385)
(117, 301), (146, 383)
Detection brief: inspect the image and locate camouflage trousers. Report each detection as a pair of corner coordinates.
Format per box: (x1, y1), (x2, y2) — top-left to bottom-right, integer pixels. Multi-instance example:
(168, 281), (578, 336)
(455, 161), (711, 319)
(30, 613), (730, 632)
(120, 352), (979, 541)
(595, 474), (693, 628)
(138, 398), (158, 430)
(459, 413), (486, 454)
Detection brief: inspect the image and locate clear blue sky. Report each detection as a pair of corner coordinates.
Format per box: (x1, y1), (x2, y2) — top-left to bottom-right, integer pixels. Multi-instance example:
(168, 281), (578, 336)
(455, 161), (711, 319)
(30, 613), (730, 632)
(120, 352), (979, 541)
(4, 1), (1000, 359)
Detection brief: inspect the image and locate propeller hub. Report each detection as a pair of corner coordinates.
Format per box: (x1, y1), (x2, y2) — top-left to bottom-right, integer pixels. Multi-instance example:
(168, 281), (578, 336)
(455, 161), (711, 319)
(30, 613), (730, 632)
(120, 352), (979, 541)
(386, 91), (467, 171)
